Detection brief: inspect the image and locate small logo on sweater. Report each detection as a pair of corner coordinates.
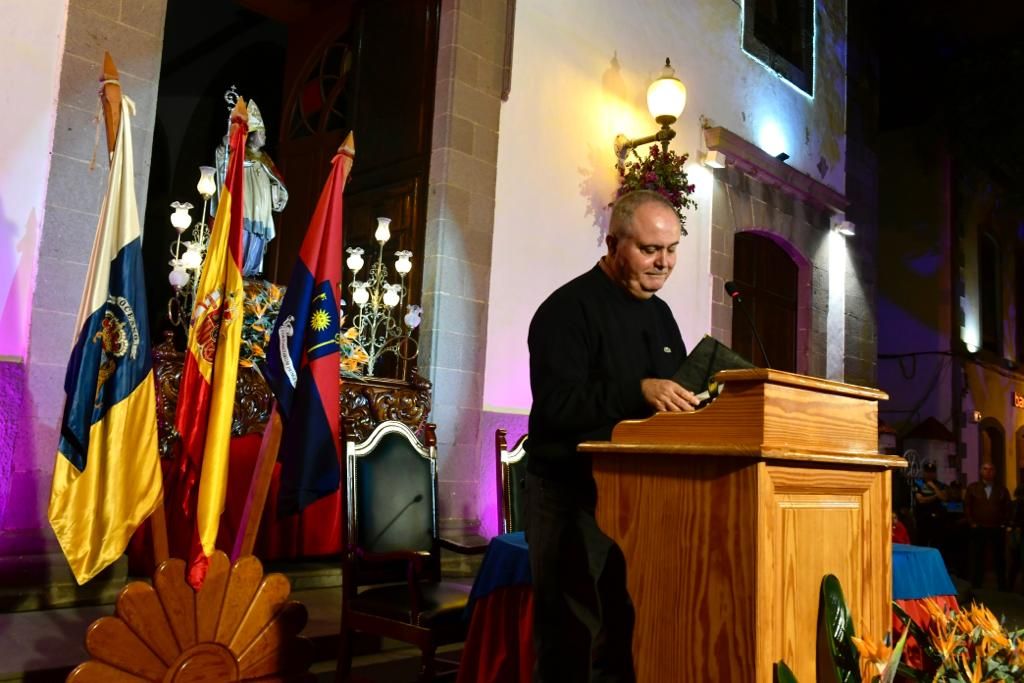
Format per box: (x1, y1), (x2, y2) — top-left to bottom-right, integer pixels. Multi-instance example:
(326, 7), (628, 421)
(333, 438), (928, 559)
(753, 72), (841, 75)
(663, 346), (672, 353)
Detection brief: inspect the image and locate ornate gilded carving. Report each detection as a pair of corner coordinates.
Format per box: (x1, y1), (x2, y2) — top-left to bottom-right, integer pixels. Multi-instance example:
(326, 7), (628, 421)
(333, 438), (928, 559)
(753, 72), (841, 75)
(151, 331), (431, 455)
(338, 368), (432, 442)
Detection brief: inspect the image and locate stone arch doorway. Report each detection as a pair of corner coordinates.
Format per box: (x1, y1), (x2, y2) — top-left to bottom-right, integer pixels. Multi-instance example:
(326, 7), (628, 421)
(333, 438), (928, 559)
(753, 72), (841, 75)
(979, 417), (1007, 488)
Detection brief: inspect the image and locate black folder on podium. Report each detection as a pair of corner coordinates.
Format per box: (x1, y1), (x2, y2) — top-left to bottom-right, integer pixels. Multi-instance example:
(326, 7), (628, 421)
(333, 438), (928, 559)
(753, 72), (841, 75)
(673, 335), (754, 402)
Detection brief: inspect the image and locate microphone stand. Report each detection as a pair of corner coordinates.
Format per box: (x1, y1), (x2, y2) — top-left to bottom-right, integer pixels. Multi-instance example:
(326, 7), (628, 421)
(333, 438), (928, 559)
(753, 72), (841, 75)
(738, 300), (771, 369)
(726, 282), (772, 369)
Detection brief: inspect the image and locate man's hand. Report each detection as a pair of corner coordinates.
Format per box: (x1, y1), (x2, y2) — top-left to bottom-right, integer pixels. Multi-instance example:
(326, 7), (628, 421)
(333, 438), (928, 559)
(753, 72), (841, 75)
(641, 378), (701, 412)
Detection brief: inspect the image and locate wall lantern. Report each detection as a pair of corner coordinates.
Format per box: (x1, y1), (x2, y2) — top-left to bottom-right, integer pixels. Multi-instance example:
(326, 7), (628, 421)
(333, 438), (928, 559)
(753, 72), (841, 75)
(614, 58), (687, 167)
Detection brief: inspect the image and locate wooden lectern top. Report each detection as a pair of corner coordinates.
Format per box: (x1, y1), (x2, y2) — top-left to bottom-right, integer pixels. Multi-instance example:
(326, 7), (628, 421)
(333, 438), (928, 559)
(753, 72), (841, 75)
(580, 368), (905, 469)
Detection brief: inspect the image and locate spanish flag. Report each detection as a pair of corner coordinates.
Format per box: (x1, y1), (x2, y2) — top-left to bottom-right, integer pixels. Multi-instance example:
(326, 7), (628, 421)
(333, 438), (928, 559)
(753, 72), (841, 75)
(264, 133), (354, 516)
(173, 98), (248, 587)
(48, 95), (163, 585)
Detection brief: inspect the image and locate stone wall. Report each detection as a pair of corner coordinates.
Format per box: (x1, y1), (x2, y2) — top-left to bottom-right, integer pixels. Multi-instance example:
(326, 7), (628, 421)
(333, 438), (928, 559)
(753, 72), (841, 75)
(421, 0), (509, 526)
(5, 0), (167, 554)
(709, 165), (831, 378)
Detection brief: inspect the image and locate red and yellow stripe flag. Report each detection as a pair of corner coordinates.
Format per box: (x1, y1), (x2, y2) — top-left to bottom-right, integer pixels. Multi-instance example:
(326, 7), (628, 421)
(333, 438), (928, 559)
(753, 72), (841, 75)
(172, 98), (248, 588)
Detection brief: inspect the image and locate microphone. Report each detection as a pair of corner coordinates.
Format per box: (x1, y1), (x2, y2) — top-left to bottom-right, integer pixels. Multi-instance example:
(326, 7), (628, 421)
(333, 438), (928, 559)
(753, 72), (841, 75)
(724, 281), (771, 369)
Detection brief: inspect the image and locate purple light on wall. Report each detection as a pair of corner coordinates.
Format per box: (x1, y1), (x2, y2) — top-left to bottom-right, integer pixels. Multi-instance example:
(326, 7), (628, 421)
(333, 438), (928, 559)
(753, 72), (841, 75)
(0, 360), (25, 528)
(477, 410), (528, 538)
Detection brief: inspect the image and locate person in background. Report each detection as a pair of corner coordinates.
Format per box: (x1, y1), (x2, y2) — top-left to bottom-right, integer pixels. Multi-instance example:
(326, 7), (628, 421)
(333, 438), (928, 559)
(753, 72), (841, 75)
(942, 478), (969, 579)
(912, 460), (947, 548)
(964, 462), (1012, 590)
(892, 512), (911, 545)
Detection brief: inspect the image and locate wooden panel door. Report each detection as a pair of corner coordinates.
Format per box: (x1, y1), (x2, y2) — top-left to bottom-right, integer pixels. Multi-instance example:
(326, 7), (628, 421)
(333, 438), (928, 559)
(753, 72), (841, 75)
(268, 0), (440, 307)
(594, 455), (759, 682)
(756, 463), (891, 682)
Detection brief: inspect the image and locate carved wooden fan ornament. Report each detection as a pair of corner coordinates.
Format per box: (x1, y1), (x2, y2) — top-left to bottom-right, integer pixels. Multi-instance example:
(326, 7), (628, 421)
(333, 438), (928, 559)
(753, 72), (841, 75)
(67, 551), (313, 682)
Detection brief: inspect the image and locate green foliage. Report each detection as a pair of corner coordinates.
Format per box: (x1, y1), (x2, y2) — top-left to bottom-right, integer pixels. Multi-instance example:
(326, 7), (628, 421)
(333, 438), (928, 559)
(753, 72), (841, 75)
(612, 144), (698, 234)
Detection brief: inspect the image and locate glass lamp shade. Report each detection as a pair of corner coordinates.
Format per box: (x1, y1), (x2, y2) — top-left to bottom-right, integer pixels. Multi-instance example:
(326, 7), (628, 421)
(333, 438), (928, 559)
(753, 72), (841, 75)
(374, 217), (392, 243)
(196, 166), (217, 199)
(170, 201), (194, 232)
(404, 304), (422, 329)
(382, 284), (401, 308)
(394, 250), (413, 275)
(352, 283), (370, 306)
(345, 247), (365, 274)
(647, 59), (687, 125)
(168, 263), (190, 289)
(181, 243), (204, 270)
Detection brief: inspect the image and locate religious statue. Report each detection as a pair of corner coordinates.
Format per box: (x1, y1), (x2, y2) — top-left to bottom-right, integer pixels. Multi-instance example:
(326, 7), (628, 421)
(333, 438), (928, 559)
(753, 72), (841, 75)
(212, 98), (288, 276)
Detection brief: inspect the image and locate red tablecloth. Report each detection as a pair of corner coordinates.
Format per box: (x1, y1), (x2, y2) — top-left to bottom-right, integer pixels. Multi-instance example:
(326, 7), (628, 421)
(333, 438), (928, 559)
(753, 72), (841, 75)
(128, 434), (343, 573)
(457, 585), (534, 683)
(893, 595), (959, 672)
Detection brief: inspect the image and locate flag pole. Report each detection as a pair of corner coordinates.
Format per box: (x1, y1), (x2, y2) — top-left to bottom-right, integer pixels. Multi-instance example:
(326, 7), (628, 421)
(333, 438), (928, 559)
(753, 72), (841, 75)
(99, 52), (122, 160)
(231, 403), (283, 561)
(98, 53), (168, 565)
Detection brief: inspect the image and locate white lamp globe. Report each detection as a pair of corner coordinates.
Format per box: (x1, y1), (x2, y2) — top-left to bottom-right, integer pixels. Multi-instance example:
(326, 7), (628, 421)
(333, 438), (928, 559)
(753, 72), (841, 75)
(374, 217), (392, 244)
(168, 262), (190, 289)
(181, 243), (203, 270)
(196, 166), (217, 199)
(382, 284), (401, 308)
(647, 58), (687, 125)
(346, 247), (365, 274)
(352, 283), (370, 306)
(394, 250), (413, 275)
(170, 201), (193, 233)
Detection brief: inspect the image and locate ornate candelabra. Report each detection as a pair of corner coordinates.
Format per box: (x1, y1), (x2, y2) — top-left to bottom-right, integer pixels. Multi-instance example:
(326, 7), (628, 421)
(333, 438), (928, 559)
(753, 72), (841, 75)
(345, 217), (422, 378)
(167, 166), (217, 331)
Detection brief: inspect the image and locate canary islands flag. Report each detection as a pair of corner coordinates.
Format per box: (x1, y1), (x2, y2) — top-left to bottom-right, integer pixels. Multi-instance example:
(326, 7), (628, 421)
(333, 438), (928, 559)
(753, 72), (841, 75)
(173, 98), (248, 587)
(49, 96), (163, 585)
(264, 133), (354, 515)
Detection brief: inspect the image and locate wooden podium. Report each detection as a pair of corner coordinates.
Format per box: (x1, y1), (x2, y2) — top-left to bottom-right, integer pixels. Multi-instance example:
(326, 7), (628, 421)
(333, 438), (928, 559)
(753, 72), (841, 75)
(579, 369), (905, 682)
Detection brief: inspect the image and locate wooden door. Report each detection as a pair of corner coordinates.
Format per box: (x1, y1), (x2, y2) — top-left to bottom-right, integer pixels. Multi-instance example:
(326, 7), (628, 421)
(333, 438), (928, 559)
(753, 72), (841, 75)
(268, 0), (440, 317)
(732, 231), (798, 371)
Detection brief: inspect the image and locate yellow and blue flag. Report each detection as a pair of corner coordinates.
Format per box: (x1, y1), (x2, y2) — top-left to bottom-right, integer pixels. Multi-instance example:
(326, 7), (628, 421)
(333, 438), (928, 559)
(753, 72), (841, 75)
(48, 95), (163, 585)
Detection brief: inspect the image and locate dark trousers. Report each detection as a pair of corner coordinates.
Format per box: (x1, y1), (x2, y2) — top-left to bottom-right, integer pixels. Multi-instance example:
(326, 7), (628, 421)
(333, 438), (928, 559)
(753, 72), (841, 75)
(970, 526), (1007, 590)
(525, 472), (635, 683)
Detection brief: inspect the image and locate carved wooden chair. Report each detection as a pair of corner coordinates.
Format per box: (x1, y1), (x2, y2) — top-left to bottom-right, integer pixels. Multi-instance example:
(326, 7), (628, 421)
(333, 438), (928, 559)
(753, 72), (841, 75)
(68, 551), (313, 681)
(495, 429), (528, 534)
(336, 420), (486, 682)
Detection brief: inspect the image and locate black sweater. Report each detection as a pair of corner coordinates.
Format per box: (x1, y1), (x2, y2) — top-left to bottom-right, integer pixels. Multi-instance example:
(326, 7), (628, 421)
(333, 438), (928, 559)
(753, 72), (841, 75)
(526, 265), (686, 497)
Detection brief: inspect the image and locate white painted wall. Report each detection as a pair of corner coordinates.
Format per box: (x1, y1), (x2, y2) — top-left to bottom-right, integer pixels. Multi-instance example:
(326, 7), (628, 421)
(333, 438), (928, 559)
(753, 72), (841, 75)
(483, 0), (848, 412)
(0, 0), (68, 359)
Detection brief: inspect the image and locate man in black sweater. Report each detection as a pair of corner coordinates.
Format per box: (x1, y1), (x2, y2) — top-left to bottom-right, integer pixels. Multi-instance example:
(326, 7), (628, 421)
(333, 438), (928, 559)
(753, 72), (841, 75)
(525, 189), (699, 682)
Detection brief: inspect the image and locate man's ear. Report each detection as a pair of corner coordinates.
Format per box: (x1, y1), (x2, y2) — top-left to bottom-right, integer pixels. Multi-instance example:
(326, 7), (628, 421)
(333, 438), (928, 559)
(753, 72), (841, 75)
(606, 233), (618, 255)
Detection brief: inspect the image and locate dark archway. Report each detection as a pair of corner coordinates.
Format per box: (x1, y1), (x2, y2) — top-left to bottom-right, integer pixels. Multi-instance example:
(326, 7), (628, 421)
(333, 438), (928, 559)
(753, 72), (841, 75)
(731, 231), (799, 371)
(979, 417), (1007, 487)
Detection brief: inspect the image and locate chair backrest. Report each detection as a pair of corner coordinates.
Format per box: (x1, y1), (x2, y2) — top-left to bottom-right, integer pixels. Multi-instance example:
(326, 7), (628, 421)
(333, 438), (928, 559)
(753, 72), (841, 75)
(495, 429), (528, 534)
(345, 420), (438, 569)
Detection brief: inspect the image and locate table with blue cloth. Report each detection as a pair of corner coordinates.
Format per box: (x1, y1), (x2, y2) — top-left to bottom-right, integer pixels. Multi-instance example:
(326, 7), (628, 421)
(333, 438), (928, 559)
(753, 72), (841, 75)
(457, 538), (958, 682)
(457, 532), (533, 683)
(891, 543), (959, 671)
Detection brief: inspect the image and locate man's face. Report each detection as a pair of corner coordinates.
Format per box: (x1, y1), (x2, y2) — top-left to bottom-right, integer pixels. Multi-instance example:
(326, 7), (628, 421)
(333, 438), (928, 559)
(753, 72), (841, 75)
(606, 202), (681, 300)
(248, 129), (266, 151)
(923, 468), (936, 481)
(981, 463), (996, 482)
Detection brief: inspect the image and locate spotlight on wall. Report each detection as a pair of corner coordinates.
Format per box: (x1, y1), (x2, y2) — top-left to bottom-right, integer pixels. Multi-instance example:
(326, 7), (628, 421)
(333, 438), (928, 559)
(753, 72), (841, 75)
(614, 58), (687, 168)
(830, 213), (856, 237)
(775, 152), (790, 162)
(702, 150), (727, 169)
